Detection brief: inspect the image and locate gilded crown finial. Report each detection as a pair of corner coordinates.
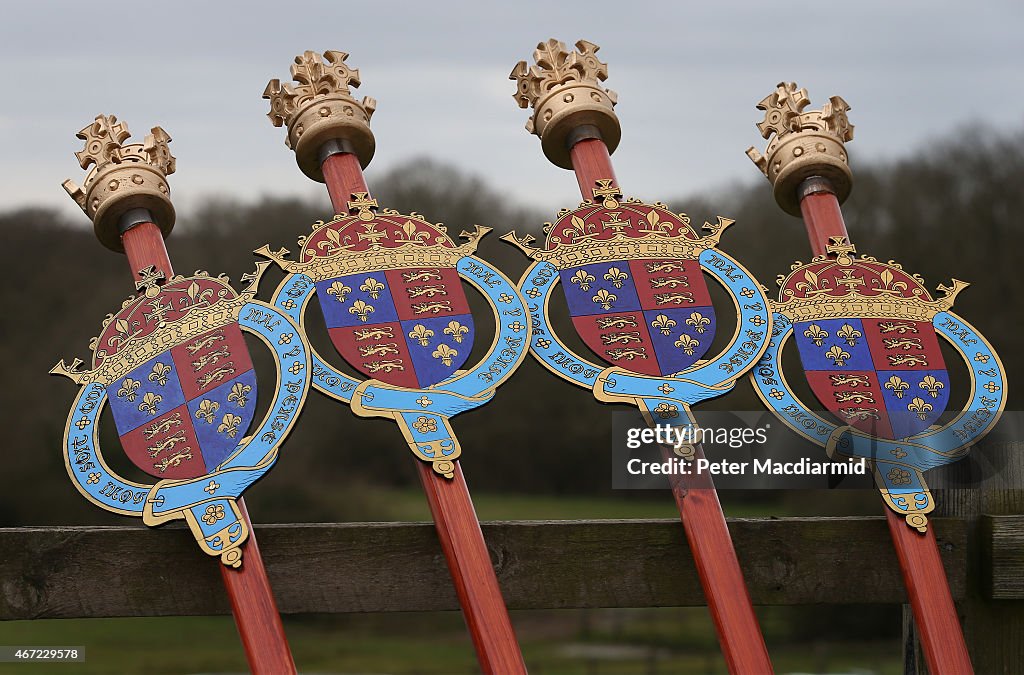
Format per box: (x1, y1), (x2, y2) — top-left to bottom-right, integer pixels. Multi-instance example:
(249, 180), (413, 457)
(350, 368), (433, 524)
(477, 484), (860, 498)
(263, 50), (377, 182)
(510, 39), (620, 170)
(746, 82), (854, 216)
(62, 115), (176, 253)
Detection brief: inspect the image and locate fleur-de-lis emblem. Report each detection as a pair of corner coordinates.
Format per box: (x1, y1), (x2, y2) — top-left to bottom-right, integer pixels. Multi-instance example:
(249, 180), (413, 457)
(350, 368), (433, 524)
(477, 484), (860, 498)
(825, 345), (850, 366)
(877, 268), (908, 293)
(653, 402), (679, 419)
(149, 362), (171, 386)
(397, 219), (430, 244)
(432, 343), (458, 367)
(604, 267), (628, 288)
(326, 280), (351, 303)
(836, 323), (862, 347)
(674, 333), (700, 356)
(804, 324), (828, 347)
(592, 289), (617, 310)
(884, 375), (910, 399)
(202, 503), (226, 525)
(795, 268), (826, 294)
(349, 300), (374, 322)
(412, 415), (438, 433)
(116, 378), (141, 402)
(195, 399), (220, 424)
(360, 277), (385, 299)
(138, 391), (162, 416)
(650, 314), (677, 336)
(685, 312), (710, 334)
(443, 320), (469, 343)
(227, 382), (252, 408)
(408, 324), (435, 347)
(570, 269), (595, 291)
(218, 413), (242, 438)
(908, 397), (934, 421)
(919, 375), (945, 399)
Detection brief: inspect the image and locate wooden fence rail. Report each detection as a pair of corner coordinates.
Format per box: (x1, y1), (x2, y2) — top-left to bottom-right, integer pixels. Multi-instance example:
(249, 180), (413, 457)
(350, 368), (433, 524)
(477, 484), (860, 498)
(0, 516), (990, 620)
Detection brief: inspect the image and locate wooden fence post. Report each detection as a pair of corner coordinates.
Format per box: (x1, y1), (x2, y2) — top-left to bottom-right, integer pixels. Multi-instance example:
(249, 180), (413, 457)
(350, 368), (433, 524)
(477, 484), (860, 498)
(905, 439), (1024, 673)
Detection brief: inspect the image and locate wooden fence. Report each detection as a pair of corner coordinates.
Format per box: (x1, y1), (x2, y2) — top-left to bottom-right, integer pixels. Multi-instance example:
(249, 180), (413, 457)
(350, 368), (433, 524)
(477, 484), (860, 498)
(2, 514), (1022, 672)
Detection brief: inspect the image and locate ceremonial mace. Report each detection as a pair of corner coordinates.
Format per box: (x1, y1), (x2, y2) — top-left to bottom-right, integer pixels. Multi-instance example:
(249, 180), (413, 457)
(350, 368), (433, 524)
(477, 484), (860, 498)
(746, 83), (1007, 674)
(257, 51), (528, 673)
(502, 39), (774, 673)
(57, 117), (310, 673)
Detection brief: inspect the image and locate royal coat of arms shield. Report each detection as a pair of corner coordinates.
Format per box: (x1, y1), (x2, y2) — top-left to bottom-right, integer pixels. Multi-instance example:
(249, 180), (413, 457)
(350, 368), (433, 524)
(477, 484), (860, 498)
(53, 266), (311, 565)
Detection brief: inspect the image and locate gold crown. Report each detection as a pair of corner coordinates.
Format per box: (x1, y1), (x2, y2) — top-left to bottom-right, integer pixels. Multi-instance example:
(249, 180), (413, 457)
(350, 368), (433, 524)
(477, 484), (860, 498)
(48, 266), (269, 387)
(774, 239), (967, 322)
(501, 183), (732, 270)
(264, 50), (377, 181)
(256, 203), (490, 282)
(746, 82), (854, 216)
(62, 115), (176, 253)
(510, 39), (620, 169)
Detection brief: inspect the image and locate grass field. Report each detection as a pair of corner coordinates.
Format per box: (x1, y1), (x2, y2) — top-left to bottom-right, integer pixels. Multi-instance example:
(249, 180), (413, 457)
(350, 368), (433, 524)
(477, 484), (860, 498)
(0, 611), (903, 675)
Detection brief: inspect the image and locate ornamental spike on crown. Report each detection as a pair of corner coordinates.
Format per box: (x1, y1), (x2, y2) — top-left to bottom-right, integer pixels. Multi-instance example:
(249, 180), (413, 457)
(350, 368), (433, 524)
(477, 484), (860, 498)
(61, 115), (177, 252)
(63, 115), (176, 207)
(264, 50), (372, 129)
(748, 82), (854, 158)
(511, 39), (615, 115)
(510, 39), (621, 169)
(263, 50), (377, 180)
(746, 82), (855, 216)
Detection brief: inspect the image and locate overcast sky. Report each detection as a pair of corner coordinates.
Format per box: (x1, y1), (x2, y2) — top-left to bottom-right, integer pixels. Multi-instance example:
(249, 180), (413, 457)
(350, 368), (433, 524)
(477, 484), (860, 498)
(3, 1), (1022, 220)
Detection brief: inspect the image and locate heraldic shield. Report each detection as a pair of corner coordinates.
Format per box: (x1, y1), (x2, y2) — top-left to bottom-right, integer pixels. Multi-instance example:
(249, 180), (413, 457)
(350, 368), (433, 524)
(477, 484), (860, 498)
(552, 201), (717, 376)
(751, 239), (1007, 532)
(786, 254), (951, 440)
(517, 182), (719, 378)
(502, 180), (772, 428)
(258, 195), (531, 479)
(303, 201), (474, 388)
(102, 278), (258, 479)
(52, 266), (311, 565)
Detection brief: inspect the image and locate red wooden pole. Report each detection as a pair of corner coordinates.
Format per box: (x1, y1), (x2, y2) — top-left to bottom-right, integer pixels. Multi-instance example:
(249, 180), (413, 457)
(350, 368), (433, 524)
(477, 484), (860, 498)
(121, 220), (296, 675)
(320, 151), (527, 674)
(322, 152), (369, 214)
(571, 138), (774, 674)
(795, 179), (972, 675)
(797, 187), (856, 257)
